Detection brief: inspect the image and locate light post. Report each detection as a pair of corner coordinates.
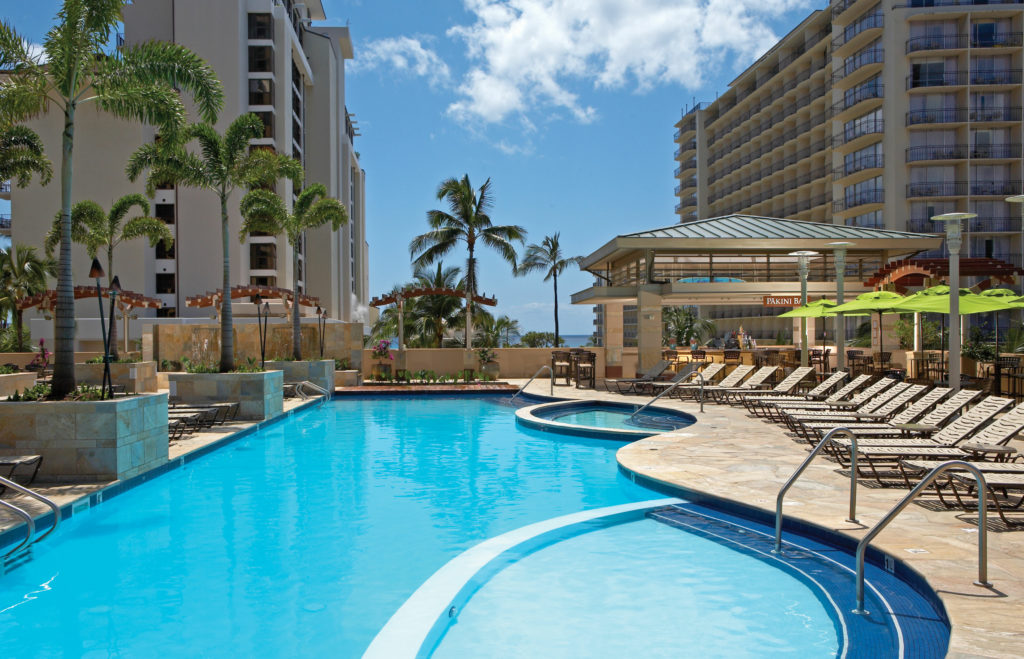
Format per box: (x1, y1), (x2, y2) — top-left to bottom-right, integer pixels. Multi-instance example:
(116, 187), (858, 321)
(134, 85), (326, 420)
(826, 241), (854, 372)
(932, 212), (976, 391)
(316, 305), (326, 358)
(105, 276), (121, 399)
(255, 295), (269, 369)
(789, 250), (820, 367)
(89, 258), (110, 400)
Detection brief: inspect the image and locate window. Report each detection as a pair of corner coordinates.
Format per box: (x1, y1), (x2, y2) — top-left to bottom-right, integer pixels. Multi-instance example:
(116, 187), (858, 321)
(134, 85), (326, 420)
(292, 87), (302, 117)
(155, 273), (175, 294)
(154, 203), (174, 224)
(248, 46), (273, 74)
(249, 79), (273, 106)
(249, 243), (277, 270)
(248, 13), (273, 40)
(254, 111), (274, 138)
(292, 117), (302, 146)
(155, 239), (174, 259)
(250, 275), (277, 287)
(911, 61), (947, 87)
(156, 307), (176, 318)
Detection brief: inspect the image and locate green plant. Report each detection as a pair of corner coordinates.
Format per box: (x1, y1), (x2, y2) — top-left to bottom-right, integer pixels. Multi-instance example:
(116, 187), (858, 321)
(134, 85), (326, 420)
(963, 327), (997, 361)
(410, 174), (526, 349)
(2, 1), (223, 396)
(851, 322), (872, 348)
(181, 356), (218, 374)
(160, 358), (183, 372)
(515, 232), (583, 347)
(0, 364), (18, 375)
(7, 382), (101, 402)
(0, 326), (31, 353)
(10, 382), (51, 401)
(663, 307), (716, 346)
(520, 331), (562, 348)
(334, 358), (351, 370)
(774, 329), (791, 346)
(86, 355), (139, 364)
(476, 347), (496, 365)
(128, 114), (291, 372)
(370, 339), (393, 362)
(232, 357), (263, 373)
(1001, 323), (1024, 353)
(0, 244), (56, 352)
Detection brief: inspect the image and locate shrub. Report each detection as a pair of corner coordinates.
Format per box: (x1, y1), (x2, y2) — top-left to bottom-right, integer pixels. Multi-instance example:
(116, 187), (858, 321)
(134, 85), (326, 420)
(181, 356), (218, 374)
(0, 364), (18, 375)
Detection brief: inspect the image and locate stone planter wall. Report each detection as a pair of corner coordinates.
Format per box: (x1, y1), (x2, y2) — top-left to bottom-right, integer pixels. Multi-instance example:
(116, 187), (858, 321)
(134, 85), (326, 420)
(167, 371), (283, 421)
(75, 361), (159, 393)
(0, 394), (169, 482)
(0, 372), (37, 398)
(334, 370), (360, 387)
(264, 360), (334, 394)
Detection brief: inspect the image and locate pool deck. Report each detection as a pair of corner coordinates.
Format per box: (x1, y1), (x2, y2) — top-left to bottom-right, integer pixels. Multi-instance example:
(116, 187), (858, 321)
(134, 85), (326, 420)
(515, 378), (1024, 659)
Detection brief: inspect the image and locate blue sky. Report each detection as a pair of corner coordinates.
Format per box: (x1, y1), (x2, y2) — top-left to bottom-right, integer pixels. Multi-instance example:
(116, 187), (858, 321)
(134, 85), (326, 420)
(6, 0), (818, 334)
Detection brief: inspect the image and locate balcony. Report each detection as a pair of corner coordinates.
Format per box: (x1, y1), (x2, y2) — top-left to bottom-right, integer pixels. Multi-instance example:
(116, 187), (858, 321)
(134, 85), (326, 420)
(907, 32), (1022, 53)
(832, 12), (883, 51)
(834, 189), (884, 212)
(840, 119), (885, 145)
(833, 84), (883, 115)
(971, 69), (1023, 85)
(833, 49), (884, 85)
(972, 106), (1023, 122)
(907, 70), (966, 89)
(674, 141), (697, 159)
(905, 144), (1024, 162)
(908, 217), (1021, 232)
(0, 180), (10, 195)
(906, 180), (1022, 197)
(898, 0), (1022, 5)
(835, 153), (884, 179)
(0, 213), (10, 235)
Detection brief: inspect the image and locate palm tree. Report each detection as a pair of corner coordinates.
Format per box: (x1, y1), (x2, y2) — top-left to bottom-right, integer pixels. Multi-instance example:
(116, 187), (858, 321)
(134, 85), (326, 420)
(369, 284), (417, 346)
(663, 306), (717, 346)
(409, 175), (525, 349)
(492, 315), (521, 347)
(0, 124), (52, 187)
(128, 115), (299, 371)
(0, 3), (223, 396)
(516, 232), (583, 347)
(0, 245), (56, 352)
(411, 262), (463, 348)
(43, 193), (172, 359)
(240, 182), (347, 360)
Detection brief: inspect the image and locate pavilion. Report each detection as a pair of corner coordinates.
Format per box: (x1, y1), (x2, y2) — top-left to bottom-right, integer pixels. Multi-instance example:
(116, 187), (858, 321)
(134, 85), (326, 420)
(571, 215), (944, 375)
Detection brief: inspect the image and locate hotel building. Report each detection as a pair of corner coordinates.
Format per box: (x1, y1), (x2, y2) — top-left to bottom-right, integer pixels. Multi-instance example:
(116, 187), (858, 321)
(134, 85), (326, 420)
(649, 0), (1024, 343)
(7, 0), (368, 327)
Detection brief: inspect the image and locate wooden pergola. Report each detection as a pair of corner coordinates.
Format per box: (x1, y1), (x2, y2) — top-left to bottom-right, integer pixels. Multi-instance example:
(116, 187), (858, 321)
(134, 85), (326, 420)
(369, 287), (497, 349)
(185, 285), (320, 314)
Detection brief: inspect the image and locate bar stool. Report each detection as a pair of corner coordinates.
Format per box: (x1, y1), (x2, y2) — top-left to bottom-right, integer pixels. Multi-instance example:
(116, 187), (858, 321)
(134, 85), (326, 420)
(551, 350), (572, 385)
(723, 350), (742, 368)
(575, 351), (596, 389)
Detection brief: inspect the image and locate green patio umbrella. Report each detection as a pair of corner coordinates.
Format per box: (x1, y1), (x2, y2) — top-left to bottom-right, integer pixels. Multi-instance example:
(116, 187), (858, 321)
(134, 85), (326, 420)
(779, 299), (866, 355)
(829, 290), (906, 356)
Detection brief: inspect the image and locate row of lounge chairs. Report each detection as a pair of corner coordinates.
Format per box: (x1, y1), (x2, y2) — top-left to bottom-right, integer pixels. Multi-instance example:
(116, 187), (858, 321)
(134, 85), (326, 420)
(631, 360), (1024, 526)
(168, 401), (240, 441)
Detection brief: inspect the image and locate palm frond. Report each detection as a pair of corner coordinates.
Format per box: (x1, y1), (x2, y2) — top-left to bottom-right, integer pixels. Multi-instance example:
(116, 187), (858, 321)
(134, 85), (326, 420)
(223, 113), (265, 168)
(303, 196), (348, 233)
(410, 227), (461, 263)
(479, 229), (522, 267)
(0, 124), (53, 186)
(108, 192), (151, 234)
(238, 189), (287, 241)
(92, 77), (184, 127)
(121, 216), (173, 248)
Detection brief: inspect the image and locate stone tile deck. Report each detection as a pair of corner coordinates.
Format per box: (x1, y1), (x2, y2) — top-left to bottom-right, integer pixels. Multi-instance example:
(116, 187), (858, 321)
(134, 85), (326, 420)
(515, 378), (1024, 659)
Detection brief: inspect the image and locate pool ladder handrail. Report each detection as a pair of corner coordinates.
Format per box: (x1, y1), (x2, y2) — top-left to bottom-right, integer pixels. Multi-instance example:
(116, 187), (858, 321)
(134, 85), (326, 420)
(630, 370), (705, 420)
(0, 475), (61, 560)
(774, 427), (859, 554)
(511, 365), (553, 401)
(295, 380), (329, 405)
(854, 460), (990, 614)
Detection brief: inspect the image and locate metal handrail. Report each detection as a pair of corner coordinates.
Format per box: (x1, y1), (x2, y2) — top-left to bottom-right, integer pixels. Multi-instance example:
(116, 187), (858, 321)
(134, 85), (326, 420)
(511, 365), (553, 401)
(774, 428), (858, 554)
(854, 460), (990, 614)
(630, 370), (704, 419)
(0, 475), (61, 544)
(0, 500), (35, 559)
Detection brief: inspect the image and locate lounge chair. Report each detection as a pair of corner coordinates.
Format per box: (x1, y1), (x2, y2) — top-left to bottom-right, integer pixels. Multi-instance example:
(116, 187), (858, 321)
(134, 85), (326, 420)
(946, 471), (1024, 526)
(0, 455), (43, 492)
(797, 385), (943, 440)
(759, 374), (873, 422)
(825, 389), (983, 446)
(603, 360), (672, 395)
(775, 378), (898, 433)
(786, 382), (918, 441)
(713, 366), (808, 405)
(723, 366), (814, 406)
(674, 364), (755, 400)
(665, 363), (726, 397)
(743, 370), (848, 416)
(643, 363), (700, 396)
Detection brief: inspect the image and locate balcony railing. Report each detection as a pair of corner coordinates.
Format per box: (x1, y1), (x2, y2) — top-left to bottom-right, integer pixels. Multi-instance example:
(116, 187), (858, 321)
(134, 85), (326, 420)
(841, 119), (885, 145)
(833, 84), (883, 114)
(908, 69), (1024, 89)
(908, 216), (1021, 232)
(897, 0), (1022, 7)
(834, 189), (884, 211)
(906, 106), (1023, 125)
(907, 180), (1023, 197)
(833, 12), (884, 50)
(0, 180), (10, 194)
(906, 32), (1023, 53)
(674, 141), (697, 159)
(832, 0), (860, 18)
(833, 49), (884, 84)
(836, 153), (884, 178)
(972, 69), (1023, 85)
(0, 214), (10, 231)
(907, 143), (1021, 161)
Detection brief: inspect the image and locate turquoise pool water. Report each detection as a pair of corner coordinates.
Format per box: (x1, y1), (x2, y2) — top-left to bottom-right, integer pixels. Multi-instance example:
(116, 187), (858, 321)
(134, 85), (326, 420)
(435, 518), (838, 657)
(550, 408), (682, 431)
(0, 396), (653, 656)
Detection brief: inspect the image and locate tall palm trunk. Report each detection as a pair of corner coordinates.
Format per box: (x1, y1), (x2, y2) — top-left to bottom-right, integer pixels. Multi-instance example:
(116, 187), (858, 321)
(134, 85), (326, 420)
(219, 194), (234, 372)
(52, 105), (77, 397)
(465, 250), (475, 349)
(292, 237), (302, 360)
(14, 309), (26, 353)
(107, 246), (119, 360)
(553, 272), (559, 348)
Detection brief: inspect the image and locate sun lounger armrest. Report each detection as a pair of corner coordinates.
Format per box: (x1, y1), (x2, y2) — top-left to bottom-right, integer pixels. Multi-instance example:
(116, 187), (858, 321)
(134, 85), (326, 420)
(890, 423), (939, 433)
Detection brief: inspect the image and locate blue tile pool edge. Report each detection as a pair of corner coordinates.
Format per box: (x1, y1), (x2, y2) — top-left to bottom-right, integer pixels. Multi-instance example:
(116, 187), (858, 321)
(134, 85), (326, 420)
(617, 463), (952, 648)
(0, 396), (325, 556)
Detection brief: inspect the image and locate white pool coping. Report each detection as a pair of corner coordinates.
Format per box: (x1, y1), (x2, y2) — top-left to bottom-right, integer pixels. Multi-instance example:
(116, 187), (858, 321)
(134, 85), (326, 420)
(363, 497), (682, 659)
(515, 400), (686, 439)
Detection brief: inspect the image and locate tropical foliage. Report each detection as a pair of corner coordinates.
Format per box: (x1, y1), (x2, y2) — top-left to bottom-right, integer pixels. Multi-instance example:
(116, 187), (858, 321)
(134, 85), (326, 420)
(43, 193), (172, 359)
(516, 232), (582, 348)
(662, 306), (716, 346)
(520, 331), (563, 348)
(0, 244), (56, 352)
(128, 114), (298, 371)
(240, 181), (347, 360)
(409, 175), (525, 348)
(0, 0), (223, 396)
(0, 124), (52, 187)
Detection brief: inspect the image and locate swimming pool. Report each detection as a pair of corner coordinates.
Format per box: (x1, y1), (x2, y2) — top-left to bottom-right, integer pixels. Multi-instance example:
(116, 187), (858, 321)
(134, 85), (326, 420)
(517, 400), (696, 439)
(0, 394), (947, 656)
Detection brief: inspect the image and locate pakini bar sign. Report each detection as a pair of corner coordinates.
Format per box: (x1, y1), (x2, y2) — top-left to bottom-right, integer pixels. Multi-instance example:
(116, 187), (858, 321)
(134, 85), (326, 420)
(763, 295), (803, 307)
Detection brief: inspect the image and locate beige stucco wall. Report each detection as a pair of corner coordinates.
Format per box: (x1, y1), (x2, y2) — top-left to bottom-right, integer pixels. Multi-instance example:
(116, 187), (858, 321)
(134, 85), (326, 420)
(361, 348), (607, 380)
(75, 361), (159, 393)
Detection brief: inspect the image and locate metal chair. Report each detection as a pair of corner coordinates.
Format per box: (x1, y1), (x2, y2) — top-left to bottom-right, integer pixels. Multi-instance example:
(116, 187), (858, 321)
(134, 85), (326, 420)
(551, 350), (572, 385)
(575, 351), (596, 389)
(723, 350), (742, 367)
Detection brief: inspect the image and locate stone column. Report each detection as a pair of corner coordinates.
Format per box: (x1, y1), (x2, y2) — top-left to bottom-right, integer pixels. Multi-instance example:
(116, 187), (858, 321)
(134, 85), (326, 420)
(637, 287), (663, 372)
(602, 302), (625, 378)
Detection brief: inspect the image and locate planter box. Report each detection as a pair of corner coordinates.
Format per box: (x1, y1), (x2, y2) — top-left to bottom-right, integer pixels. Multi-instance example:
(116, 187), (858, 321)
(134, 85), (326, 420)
(334, 370), (360, 387)
(76, 361), (159, 393)
(0, 393), (169, 482)
(0, 372), (37, 398)
(167, 371), (283, 421)
(264, 360), (334, 394)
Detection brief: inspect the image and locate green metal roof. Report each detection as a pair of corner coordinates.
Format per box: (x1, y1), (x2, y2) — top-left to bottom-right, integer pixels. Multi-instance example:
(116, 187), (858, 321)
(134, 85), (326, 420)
(623, 215), (935, 241)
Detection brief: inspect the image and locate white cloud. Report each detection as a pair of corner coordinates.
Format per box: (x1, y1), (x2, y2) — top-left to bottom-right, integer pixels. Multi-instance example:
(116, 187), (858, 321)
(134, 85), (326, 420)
(445, 0), (810, 125)
(353, 36), (451, 87)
